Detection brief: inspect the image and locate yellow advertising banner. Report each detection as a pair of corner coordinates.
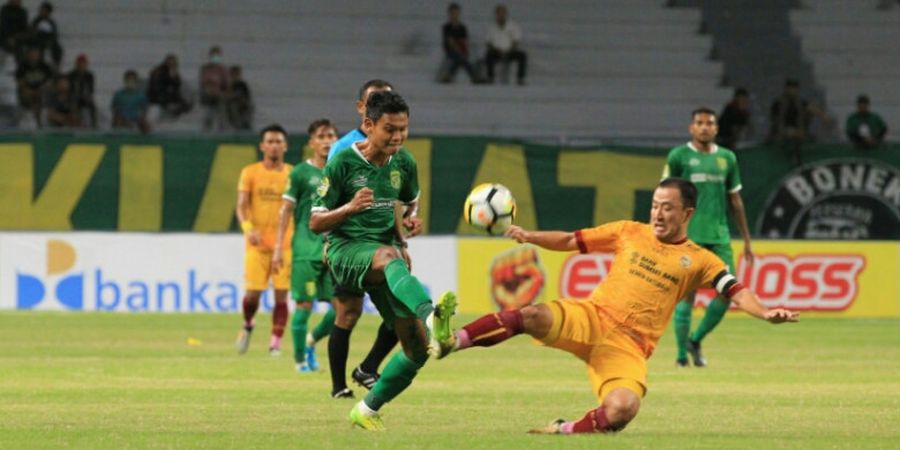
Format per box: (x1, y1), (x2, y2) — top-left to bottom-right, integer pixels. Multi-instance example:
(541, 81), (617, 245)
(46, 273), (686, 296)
(457, 238), (900, 317)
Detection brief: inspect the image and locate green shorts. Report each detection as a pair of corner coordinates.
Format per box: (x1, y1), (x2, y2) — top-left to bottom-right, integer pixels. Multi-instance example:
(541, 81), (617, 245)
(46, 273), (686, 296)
(290, 258), (334, 302)
(700, 242), (735, 273)
(327, 240), (414, 324)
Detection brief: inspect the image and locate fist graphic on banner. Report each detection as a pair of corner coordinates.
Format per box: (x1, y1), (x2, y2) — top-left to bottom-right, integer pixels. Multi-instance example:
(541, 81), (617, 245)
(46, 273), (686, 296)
(490, 245), (546, 311)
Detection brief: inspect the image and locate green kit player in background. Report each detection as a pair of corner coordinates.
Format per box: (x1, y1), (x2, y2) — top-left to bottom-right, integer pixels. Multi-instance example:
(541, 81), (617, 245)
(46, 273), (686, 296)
(310, 91), (456, 430)
(663, 107), (754, 367)
(273, 119), (339, 373)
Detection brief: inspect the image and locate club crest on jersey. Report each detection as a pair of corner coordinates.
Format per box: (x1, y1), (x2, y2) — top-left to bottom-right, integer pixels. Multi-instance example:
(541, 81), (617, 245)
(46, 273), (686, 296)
(390, 170), (401, 189)
(680, 255), (692, 268)
(717, 157), (727, 170)
(316, 177), (330, 197)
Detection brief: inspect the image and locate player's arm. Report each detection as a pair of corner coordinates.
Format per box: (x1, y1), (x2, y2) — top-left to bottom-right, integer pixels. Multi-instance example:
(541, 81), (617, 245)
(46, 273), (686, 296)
(505, 225), (578, 251)
(271, 198), (295, 273)
(709, 270), (797, 323)
(236, 189), (260, 246)
(728, 192), (753, 264)
(309, 187), (373, 234)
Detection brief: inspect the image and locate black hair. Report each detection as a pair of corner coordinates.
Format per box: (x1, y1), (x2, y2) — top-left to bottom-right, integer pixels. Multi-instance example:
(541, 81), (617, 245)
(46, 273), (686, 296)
(123, 70), (138, 80)
(691, 107), (716, 119)
(358, 79), (393, 101)
(307, 118), (337, 136)
(734, 87), (749, 97)
(785, 78), (799, 87)
(448, 2), (460, 12)
(658, 177), (698, 209)
(857, 94), (870, 104)
(365, 91), (410, 123)
(259, 124), (288, 141)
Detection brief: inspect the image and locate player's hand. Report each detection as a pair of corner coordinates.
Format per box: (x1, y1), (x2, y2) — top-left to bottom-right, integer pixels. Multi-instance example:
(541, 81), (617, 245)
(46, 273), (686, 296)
(247, 229), (262, 247)
(271, 249), (284, 274)
(764, 308), (799, 324)
(504, 225), (530, 243)
(403, 216), (423, 237)
(742, 245), (755, 267)
(348, 187), (374, 213)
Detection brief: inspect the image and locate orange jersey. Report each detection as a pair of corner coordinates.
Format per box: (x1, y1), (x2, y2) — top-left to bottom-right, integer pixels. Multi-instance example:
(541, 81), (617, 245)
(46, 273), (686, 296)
(238, 161), (293, 250)
(574, 221), (733, 354)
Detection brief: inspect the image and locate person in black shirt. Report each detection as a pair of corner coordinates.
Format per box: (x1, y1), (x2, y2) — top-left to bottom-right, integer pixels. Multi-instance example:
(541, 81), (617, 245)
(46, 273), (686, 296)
(67, 54), (96, 128)
(716, 88), (751, 150)
(439, 3), (478, 84)
(31, 1), (61, 69)
(227, 65), (253, 130)
(147, 54), (191, 117)
(15, 46), (52, 127)
(0, 0), (28, 55)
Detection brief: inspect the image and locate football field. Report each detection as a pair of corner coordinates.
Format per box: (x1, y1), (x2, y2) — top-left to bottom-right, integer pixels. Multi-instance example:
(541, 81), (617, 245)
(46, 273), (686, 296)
(1, 311), (898, 449)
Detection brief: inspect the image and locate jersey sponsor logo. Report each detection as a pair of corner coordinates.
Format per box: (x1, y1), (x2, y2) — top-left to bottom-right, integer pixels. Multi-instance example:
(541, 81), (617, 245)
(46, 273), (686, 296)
(316, 177), (330, 197)
(735, 253), (865, 311)
(689, 173), (725, 183)
(758, 159), (900, 239)
(689, 158), (700, 166)
(390, 170), (401, 190)
(351, 176), (367, 188)
(559, 253), (614, 298)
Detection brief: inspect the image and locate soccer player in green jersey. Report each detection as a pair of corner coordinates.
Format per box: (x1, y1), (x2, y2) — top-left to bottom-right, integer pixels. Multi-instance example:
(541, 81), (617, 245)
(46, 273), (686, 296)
(663, 107), (754, 367)
(310, 91), (456, 430)
(273, 119), (339, 373)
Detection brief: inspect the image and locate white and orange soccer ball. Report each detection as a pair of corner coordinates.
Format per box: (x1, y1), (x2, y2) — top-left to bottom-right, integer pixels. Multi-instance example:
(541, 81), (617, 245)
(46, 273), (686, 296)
(463, 183), (517, 235)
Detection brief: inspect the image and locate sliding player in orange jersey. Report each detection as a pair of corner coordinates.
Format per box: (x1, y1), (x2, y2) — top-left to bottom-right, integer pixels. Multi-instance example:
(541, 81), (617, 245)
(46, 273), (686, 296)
(235, 124), (294, 356)
(431, 178), (797, 434)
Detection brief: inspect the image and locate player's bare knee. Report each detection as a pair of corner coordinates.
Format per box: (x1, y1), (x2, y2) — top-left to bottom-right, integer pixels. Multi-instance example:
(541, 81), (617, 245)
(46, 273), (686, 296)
(372, 246), (401, 270)
(520, 304), (553, 337)
(603, 389), (641, 427)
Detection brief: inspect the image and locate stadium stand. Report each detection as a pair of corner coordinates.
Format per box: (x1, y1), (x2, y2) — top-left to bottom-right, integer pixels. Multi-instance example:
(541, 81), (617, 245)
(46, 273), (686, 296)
(791, 0), (900, 139)
(18, 0), (727, 141)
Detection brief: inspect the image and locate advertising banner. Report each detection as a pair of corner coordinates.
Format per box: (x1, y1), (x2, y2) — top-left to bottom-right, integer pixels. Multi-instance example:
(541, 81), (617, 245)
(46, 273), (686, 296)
(0, 233), (456, 313)
(457, 238), (899, 317)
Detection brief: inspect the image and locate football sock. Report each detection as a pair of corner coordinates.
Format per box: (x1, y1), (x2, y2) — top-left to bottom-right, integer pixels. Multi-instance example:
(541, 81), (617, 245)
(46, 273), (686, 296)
(328, 325), (352, 392)
(692, 297), (730, 343)
(311, 307), (336, 343)
(359, 321), (399, 374)
(564, 406), (619, 433)
(673, 300), (692, 361)
(272, 301), (288, 340)
(364, 351), (423, 411)
(458, 309), (524, 349)
(291, 306), (311, 363)
(384, 259), (433, 322)
(242, 295), (259, 328)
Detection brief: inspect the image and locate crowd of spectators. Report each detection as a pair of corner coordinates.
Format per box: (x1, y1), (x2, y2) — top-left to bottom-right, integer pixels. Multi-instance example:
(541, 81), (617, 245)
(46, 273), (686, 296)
(0, 1), (254, 133)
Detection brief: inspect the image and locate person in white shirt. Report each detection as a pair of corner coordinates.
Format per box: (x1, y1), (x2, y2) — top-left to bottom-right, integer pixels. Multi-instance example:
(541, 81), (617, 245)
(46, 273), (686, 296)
(485, 4), (527, 85)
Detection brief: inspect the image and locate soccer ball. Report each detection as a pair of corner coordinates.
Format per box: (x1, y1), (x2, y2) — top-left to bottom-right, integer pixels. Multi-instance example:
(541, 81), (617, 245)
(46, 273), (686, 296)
(463, 183), (517, 235)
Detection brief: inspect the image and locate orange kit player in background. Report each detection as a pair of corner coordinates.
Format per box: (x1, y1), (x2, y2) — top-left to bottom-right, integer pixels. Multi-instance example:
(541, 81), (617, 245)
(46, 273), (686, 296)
(431, 177), (797, 434)
(235, 124), (294, 356)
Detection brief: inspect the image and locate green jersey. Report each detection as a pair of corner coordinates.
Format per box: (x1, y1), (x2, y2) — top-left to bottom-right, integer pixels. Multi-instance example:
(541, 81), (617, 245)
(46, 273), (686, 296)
(283, 160), (327, 260)
(312, 144), (419, 246)
(663, 142), (742, 244)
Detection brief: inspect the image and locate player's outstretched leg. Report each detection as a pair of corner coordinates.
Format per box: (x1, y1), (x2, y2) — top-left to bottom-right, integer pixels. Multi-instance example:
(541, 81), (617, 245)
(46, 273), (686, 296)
(431, 306), (525, 359)
(352, 321), (398, 390)
(688, 297), (730, 367)
(673, 299), (693, 367)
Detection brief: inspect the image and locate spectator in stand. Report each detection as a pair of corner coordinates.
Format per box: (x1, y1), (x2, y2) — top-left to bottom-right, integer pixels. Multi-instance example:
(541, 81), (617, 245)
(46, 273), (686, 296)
(147, 54), (191, 118)
(227, 65), (252, 130)
(0, 0), (28, 57)
(15, 46), (52, 127)
(200, 45), (229, 131)
(112, 70), (149, 133)
(485, 4), (527, 85)
(768, 79), (812, 165)
(30, 2), (60, 69)
(67, 53), (96, 128)
(439, 3), (477, 84)
(46, 76), (80, 127)
(716, 88), (751, 149)
(846, 95), (888, 149)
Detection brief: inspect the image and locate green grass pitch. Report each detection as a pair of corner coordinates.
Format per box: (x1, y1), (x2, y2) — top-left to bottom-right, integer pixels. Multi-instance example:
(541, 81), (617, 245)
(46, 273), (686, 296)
(1, 311), (898, 449)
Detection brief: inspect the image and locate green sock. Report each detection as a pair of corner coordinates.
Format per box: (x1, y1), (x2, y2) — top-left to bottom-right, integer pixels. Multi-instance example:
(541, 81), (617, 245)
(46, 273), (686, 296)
(291, 306), (311, 364)
(673, 300), (692, 361)
(384, 259), (433, 322)
(364, 351), (423, 411)
(691, 297), (730, 343)
(311, 307), (335, 342)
